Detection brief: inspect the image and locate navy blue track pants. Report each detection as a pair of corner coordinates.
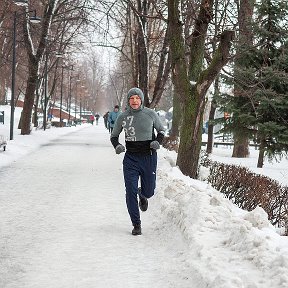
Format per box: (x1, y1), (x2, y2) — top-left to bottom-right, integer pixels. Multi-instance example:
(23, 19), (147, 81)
(123, 152), (157, 225)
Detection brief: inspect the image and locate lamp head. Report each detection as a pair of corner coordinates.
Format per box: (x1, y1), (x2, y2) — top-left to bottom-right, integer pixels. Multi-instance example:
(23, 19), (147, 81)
(29, 15), (41, 24)
(14, 0), (28, 6)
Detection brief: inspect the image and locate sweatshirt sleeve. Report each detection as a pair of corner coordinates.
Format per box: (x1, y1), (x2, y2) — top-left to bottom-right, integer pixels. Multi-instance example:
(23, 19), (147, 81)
(152, 111), (166, 144)
(110, 114), (123, 148)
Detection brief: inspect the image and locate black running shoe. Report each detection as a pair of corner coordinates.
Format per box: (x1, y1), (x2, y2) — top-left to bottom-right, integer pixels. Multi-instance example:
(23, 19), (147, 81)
(132, 224), (142, 235)
(139, 196), (148, 212)
(138, 187), (148, 212)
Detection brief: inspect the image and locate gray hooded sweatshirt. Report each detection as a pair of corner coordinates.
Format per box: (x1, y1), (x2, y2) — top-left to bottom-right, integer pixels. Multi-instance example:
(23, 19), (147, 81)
(111, 88), (165, 154)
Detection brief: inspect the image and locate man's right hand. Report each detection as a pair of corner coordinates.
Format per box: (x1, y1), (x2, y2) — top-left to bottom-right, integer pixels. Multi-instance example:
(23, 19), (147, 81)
(115, 144), (125, 154)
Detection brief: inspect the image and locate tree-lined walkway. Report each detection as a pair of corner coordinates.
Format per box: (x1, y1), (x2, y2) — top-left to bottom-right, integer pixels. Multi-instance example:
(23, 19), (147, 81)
(0, 125), (195, 288)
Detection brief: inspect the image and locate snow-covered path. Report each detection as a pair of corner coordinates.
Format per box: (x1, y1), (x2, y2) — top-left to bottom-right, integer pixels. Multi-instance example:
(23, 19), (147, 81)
(0, 125), (196, 288)
(1, 122), (288, 288)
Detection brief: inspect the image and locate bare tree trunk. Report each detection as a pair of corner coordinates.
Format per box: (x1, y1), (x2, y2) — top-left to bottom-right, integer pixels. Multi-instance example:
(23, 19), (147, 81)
(33, 78), (40, 127)
(232, 138), (250, 157)
(136, 0), (149, 105)
(206, 76), (220, 154)
(149, 29), (171, 108)
(21, 0), (57, 135)
(117, 1), (170, 108)
(206, 100), (216, 154)
(232, 0), (255, 157)
(170, 88), (181, 138)
(167, 0), (190, 150)
(21, 60), (39, 134)
(168, 0), (234, 178)
(257, 138), (265, 168)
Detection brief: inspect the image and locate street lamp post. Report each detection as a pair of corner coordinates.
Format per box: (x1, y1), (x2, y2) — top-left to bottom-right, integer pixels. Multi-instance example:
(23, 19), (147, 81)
(55, 53), (64, 127)
(10, 3), (41, 140)
(74, 81), (78, 123)
(68, 74), (72, 125)
(60, 66), (64, 126)
(74, 78), (80, 125)
(66, 65), (75, 126)
(74, 81), (77, 123)
(43, 49), (48, 131)
(80, 100), (82, 124)
(10, 11), (17, 141)
(79, 85), (86, 125)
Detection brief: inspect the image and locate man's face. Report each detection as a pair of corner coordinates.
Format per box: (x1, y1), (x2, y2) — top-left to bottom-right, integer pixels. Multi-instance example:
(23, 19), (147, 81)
(129, 95), (142, 110)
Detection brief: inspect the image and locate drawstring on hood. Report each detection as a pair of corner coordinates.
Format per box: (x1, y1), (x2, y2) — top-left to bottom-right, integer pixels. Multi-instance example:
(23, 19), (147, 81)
(127, 87), (144, 111)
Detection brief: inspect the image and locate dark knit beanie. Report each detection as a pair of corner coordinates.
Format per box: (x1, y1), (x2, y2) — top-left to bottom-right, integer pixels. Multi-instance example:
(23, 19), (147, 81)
(127, 88), (144, 102)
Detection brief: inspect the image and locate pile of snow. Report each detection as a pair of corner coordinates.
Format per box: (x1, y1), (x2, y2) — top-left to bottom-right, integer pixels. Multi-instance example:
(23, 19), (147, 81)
(155, 149), (288, 288)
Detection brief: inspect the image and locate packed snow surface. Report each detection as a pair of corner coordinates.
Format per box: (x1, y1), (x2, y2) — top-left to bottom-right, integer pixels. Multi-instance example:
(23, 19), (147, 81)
(0, 105), (288, 287)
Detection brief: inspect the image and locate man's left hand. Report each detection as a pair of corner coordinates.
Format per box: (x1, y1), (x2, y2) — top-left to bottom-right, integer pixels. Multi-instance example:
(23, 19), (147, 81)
(150, 141), (160, 150)
(115, 144), (125, 154)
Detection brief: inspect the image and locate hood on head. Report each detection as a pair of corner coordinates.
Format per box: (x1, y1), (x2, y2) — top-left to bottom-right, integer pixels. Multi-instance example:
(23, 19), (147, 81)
(127, 87), (144, 110)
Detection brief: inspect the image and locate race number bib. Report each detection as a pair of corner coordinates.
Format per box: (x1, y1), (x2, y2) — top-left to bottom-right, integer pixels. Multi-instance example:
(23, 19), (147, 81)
(122, 116), (136, 141)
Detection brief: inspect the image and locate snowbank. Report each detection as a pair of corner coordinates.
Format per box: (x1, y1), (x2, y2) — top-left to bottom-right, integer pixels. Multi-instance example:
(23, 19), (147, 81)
(156, 149), (288, 288)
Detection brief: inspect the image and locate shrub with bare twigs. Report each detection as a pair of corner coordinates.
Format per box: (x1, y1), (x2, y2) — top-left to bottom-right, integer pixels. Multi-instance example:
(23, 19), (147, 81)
(200, 152), (288, 235)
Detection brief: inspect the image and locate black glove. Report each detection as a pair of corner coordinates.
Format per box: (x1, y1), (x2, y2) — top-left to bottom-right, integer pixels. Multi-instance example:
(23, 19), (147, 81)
(111, 120), (114, 124)
(115, 144), (125, 154)
(150, 141), (160, 150)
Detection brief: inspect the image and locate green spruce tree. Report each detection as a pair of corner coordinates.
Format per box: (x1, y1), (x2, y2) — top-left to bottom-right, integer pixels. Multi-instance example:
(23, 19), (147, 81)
(252, 0), (288, 167)
(220, 0), (288, 167)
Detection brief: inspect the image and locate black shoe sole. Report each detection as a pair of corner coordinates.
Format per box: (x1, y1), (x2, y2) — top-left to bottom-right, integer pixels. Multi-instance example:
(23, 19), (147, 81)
(132, 227), (142, 235)
(139, 197), (148, 212)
